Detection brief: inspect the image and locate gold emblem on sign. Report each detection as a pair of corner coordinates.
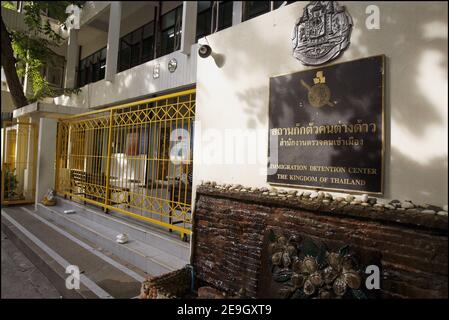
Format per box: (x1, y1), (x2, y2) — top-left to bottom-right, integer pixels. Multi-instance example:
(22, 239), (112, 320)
(300, 71), (334, 108)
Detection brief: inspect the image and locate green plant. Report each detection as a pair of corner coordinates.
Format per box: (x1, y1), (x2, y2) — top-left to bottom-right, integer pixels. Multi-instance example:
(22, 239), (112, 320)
(1, 1), (85, 107)
(4, 165), (19, 199)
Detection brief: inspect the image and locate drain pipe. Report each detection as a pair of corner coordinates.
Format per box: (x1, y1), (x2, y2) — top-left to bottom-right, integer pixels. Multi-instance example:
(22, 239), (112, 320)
(186, 263), (195, 293)
(187, 182), (198, 294)
(187, 217), (196, 293)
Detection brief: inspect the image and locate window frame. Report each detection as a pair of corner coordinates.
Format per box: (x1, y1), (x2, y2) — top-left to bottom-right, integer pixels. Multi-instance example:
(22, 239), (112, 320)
(195, 1), (233, 42)
(77, 47), (107, 88)
(242, 1), (271, 21)
(118, 20), (156, 73)
(216, 1), (233, 31)
(196, 1), (213, 41)
(157, 5), (183, 58)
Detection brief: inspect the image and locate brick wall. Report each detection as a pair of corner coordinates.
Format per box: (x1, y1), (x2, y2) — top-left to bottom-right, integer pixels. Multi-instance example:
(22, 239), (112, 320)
(191, 185), (448, 298)
(140, 267), (191, 299)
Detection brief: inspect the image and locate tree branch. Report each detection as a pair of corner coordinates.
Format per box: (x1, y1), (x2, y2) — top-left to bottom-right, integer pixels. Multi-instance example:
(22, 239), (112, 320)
(1, 16), (28, 108)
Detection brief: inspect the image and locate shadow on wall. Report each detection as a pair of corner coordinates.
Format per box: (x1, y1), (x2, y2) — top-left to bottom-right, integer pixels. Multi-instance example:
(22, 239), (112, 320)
(338, 3), (447, 204)
(389, 147), (448, 204)
(230, 3), (447, 131)
(203, 2), (447, 205)
(347, 3), (447, 137)
(237, 87), (273, 129)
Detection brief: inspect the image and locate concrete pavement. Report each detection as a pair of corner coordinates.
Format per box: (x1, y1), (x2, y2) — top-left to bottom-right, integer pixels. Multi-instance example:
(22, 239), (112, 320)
(1, 230), (61, 299)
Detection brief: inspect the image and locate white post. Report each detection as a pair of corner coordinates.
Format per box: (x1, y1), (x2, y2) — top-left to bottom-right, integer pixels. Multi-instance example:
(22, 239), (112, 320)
(180, 1), (197, 55)
(35, 118), (57, 205)
(232, 1), (243, 25)
(105, 2), (121, 82)
(23, 115), (38, 201)
(64, 28), (79, 89)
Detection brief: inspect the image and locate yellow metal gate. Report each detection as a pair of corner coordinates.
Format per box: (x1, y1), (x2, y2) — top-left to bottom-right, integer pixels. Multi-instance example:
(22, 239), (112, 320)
(1, 121), (38, 205)
(55, 89), (195, 239)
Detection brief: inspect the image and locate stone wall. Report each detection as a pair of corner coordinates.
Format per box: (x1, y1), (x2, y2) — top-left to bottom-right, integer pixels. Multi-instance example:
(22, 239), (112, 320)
(191, 183), (448, 299)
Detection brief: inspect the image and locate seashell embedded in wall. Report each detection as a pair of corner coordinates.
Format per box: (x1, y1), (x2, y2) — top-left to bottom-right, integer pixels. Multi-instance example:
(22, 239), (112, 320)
(267, 229), (368, 299)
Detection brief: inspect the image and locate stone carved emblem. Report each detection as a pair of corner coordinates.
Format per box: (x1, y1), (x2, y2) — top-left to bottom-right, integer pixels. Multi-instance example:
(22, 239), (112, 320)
(292, 1), (353, 65)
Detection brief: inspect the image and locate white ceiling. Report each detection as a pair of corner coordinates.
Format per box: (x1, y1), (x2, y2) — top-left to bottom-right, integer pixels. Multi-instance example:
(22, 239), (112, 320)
(77, 2), (157, 46)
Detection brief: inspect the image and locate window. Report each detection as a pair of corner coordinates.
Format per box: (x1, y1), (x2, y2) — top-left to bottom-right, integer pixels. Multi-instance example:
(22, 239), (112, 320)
(196, 1), (233, 42)
(273, 1), (284, 10)
(243, 1), (270, 21)
(35, 53), (64, 88)
(46, 65), (64, 87)
(243, 1), (297, 22)
(142, 23), (155, 62)
(217, 1), (233, 31)
(119, 34), (131, 72)
(118, 21), (155, 72)
(158, 5), (183, 57)
(77, 47), (106, 87)
(274, 1), (297, 9)
(130, 29), (142, 67)
(196, 1), (212, 41)
(40, 5), (63, 20)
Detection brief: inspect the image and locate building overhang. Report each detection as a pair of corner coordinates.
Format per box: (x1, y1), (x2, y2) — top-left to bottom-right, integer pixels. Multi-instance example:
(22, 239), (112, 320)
(12, 101), (88, 119)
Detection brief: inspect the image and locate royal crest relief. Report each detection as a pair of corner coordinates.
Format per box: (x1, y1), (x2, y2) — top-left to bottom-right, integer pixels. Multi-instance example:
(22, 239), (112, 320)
(292, 1), (353, 65)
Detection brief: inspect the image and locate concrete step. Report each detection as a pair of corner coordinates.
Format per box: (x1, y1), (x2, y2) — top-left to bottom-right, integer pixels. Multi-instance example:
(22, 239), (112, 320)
(1, 206), (145, 299)
(35, 199), (189, 277)
(56, 196), (190, 261)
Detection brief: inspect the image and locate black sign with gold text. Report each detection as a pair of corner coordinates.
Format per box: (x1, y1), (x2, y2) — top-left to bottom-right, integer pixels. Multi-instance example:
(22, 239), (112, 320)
(267, 55), (385, 194)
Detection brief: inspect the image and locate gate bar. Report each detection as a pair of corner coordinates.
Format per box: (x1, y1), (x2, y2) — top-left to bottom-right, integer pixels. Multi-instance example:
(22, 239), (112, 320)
(59, 89), (197, 121)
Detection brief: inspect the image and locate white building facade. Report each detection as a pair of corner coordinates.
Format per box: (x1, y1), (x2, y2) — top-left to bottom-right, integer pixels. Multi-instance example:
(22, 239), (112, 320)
(2, 1), (448, 229)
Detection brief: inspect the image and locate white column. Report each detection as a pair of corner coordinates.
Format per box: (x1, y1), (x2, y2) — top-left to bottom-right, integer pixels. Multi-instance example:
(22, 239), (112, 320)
(23, 115), (38, 200)
(232, 1), (243, 25)
(180, 1), (197, 55)
(35, 118), (57, 205)
(15, 121), (27, 197)
(105, 2), (121, 82)
(64, 28), (79, 89)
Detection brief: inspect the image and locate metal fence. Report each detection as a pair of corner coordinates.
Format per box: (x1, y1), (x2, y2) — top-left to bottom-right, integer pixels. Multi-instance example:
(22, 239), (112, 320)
(1, 121), (38, 205)
(55, 89), (195, 240)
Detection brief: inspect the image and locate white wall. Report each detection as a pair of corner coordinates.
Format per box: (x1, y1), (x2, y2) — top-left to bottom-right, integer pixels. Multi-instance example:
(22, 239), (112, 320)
(35, 118), (57, 203)
(79, 1), (183, 61)
(1, 90), (14, 113)
(194, 1), (448, 207)
(54, 43), (198, 109)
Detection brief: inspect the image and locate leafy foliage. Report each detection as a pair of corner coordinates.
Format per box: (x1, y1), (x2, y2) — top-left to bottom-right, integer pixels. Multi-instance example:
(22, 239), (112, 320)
(1, 1), (15, 10)
(2, 1), (84, 101)
(4, 165), (19, 199)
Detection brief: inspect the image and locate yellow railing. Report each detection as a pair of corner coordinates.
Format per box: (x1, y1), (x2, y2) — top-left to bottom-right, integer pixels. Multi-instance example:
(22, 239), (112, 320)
(55, 89), (195, 240)
(1, 121), (38, 205)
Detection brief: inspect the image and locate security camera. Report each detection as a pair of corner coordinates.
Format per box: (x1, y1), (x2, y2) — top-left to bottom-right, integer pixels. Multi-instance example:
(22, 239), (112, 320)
(198, 44), (212, 58)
